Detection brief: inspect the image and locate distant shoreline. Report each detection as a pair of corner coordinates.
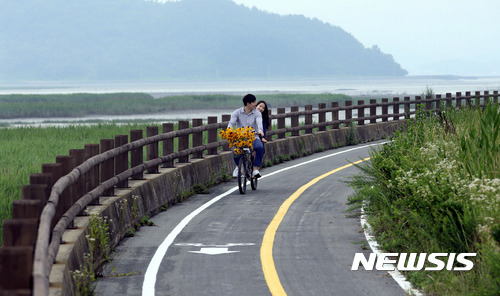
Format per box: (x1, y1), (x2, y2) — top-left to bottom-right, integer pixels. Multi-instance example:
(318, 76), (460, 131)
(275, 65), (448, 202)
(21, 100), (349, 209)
(146, 89), (390, 99)
(0, 76), (498, 98)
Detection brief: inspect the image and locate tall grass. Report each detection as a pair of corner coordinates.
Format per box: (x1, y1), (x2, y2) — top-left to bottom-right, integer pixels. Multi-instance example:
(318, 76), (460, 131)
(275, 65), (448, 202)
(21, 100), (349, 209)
(0, 93), (352, 119)
(0, 93), (156, 118)
(347, 103), (500, 295)
(0, 122), (181, 245)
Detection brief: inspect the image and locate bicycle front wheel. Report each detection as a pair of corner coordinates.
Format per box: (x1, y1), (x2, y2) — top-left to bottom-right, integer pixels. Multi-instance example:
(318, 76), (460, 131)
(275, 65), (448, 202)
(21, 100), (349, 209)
(237, 157), (247, 194)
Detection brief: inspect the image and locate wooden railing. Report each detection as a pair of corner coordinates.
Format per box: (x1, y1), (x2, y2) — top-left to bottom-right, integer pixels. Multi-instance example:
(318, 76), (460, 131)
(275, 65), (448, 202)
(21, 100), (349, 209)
(0, 90), (498, 295)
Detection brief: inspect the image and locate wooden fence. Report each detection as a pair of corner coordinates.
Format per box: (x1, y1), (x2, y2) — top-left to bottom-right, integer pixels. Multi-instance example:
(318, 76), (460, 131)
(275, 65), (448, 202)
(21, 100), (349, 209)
(0, 90), (498, 296)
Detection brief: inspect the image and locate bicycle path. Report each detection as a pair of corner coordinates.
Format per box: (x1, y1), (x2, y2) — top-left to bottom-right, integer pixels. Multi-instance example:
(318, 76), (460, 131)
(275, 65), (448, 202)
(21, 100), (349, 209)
(94, 141), (407, 296)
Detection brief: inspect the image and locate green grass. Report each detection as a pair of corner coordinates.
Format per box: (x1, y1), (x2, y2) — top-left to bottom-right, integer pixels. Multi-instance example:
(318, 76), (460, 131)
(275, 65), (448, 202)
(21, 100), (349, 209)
(347, 103), (500, 295)
(0, 122), (196, 245)
(0, 93), (352, 119)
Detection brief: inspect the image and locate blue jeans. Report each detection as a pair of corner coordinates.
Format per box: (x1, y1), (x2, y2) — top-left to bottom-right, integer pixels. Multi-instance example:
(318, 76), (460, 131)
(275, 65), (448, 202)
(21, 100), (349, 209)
(233, 138), (264, 168)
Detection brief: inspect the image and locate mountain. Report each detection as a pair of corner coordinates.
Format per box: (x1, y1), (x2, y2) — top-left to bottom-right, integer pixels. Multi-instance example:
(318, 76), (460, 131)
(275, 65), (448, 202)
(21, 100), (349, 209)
(0, 0), (408, 81)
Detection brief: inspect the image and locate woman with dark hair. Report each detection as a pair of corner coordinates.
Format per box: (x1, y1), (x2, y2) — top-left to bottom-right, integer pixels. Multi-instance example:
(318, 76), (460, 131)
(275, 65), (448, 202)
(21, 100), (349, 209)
(256, 100), (270, 143)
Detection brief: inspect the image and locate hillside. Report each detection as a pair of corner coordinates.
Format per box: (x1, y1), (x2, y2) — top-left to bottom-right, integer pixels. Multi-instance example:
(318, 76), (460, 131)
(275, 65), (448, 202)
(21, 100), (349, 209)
(0, 0), (408, 81)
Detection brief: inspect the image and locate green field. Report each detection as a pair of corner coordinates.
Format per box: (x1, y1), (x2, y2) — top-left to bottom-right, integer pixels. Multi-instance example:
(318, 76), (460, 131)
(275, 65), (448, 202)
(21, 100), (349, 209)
(0, 92), (352, 120)
(348, 103), (500, 295)
(0, 122), (180, 245)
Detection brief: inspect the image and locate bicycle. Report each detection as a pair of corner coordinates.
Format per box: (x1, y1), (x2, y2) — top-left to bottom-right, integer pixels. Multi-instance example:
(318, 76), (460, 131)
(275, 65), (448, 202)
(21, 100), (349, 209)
(236, 147), (258, 194)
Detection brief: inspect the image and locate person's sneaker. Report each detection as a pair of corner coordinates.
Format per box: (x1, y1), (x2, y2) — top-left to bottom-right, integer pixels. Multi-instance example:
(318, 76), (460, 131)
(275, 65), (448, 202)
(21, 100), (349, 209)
(233, 167), (239, 178)
(252, 170), (261, 178)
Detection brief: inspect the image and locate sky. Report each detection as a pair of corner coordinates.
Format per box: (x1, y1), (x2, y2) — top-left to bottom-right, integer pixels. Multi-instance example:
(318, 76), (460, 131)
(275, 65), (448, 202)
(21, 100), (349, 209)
(164, 0), (500, 76)
(229, 0), (500, 76)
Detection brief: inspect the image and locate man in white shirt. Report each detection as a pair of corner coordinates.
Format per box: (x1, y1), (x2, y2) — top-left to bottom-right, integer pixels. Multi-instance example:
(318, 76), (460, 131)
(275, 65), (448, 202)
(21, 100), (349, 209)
(227, 94), (265, 178)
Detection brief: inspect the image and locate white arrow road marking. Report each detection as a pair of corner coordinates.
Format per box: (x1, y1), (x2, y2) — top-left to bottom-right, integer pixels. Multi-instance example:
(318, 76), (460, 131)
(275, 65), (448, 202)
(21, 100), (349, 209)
(176, 243), (255, 255)
(189, 247), (239, 255)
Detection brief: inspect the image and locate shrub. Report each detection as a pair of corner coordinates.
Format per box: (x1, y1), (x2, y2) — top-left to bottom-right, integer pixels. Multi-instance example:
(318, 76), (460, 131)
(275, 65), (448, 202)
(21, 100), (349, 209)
(347, 103), (500, 295)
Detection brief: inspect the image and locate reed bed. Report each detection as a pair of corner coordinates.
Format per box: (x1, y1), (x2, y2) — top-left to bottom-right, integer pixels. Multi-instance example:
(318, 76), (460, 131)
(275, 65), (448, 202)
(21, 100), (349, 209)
(0, 122), (180, 245)
(0, 93), (351, 119)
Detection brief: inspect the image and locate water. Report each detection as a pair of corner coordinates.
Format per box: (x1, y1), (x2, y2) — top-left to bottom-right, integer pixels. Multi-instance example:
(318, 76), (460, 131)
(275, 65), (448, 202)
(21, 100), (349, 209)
(0, 109), (237, 128)
(1, 77), (499, 96)
(1, 76), (499, 127)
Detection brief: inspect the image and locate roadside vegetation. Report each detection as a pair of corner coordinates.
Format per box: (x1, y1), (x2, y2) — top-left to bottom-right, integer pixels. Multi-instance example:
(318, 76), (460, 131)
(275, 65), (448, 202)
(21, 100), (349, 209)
(348, 103), (500, 295)
(0, 92), (352, 120)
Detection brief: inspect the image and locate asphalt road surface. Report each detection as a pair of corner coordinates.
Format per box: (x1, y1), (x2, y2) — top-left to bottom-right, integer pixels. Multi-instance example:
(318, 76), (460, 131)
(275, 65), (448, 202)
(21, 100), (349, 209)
(94, 141), (409, 296)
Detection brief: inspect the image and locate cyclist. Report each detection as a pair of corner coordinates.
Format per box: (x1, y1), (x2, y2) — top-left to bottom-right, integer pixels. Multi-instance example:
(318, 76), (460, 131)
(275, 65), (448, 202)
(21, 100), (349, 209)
(228, 94), (265, 179)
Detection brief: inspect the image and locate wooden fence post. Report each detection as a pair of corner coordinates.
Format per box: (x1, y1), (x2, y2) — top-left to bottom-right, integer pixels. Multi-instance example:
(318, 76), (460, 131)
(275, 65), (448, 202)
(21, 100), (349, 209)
(114, 135), (129, 188)
(404, 97), (411, 119)
(475, 91), (481, 108)
(12, 198), (41, 219)
(10, 181), (43, 255)
(56, 155), (76, 227)
(484, 90), (490, 105)
(162, 123), (174, 168)
(84, 144), (100, 204)
(460, 91), (470, 108)
(192, 119), (203, 158)
(445, 93), (453, 109)
(393, 97), (400, 121)
(221, 115), (231, 151)
(41, 163), (61, 190)
(69, 149), (86, 214)
(493, 91), (499, 105)
(99, 139), (114, 196)
(267, 109), (272, 140)
(357, 100), (365, 125)
(22, 185), (47, 209)
(40, 163), (63, 227)
(0, 246), (33, 291)
(146, 126), (159, 173)
(369, 99), (377, 123)
(130, 130), (143, 180)
(277, 108), (285, 139)
(414, 96), (422, 114)
(3, 219), (38, 247)
(425, 95), (432, 116)
(456, 92), (462, 108)
(28, 173), (51, 205)
(0, 226), (35, 295)
(305, 105), (313, 133)
(12, 199), (42, 220)
(331, 102), (339, 129)
(178, 121), (189, 163)
(291, 106), (299, 136)
(318, 103), (326, 131)
(207, 117), (218, 155)
(345, 101), (352, 126)
(382, 98), (389, 122)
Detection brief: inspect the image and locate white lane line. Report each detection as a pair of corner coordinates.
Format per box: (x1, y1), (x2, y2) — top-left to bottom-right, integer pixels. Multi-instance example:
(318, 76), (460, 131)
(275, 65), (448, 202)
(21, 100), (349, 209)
(142, 143), (383, 296)
(142, 186), (237, 295)
(360, 208), (423, 296)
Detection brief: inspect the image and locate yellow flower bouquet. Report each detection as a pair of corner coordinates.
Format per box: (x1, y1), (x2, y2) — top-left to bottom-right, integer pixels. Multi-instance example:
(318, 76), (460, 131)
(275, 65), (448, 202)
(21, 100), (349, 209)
(219, 126), (255, 155)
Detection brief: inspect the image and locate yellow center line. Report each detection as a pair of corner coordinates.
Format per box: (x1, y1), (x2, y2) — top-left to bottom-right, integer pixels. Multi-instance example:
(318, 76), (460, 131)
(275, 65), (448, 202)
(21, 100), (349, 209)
(260, 157), (371, 295)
